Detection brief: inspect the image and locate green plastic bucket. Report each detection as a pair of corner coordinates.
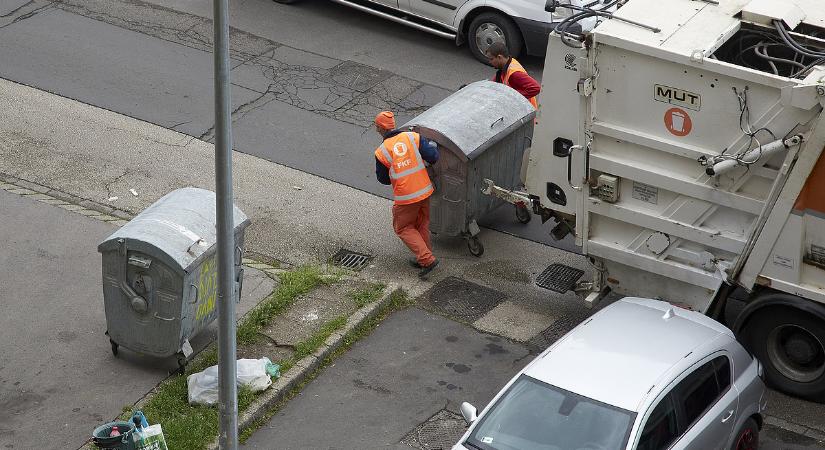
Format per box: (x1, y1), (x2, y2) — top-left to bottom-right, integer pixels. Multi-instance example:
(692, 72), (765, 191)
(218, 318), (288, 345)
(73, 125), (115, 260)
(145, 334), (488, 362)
(92, 421), (136, 449)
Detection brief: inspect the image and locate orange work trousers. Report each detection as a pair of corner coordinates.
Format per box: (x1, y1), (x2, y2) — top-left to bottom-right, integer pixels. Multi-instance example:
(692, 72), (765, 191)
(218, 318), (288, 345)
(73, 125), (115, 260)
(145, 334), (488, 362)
(392, 197), (435, 267)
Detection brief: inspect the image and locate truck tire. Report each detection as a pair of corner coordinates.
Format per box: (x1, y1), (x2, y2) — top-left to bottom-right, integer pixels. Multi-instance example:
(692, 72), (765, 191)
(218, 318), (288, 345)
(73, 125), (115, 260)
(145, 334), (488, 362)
(740, 305), (825, 402)
(468, 12), (523, 65)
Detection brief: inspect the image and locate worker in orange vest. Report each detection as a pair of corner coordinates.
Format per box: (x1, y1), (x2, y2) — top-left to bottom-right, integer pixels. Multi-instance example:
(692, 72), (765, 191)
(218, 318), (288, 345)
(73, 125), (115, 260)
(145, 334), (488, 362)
(486, 42), (539, 109)
(374, 111), (440, 278)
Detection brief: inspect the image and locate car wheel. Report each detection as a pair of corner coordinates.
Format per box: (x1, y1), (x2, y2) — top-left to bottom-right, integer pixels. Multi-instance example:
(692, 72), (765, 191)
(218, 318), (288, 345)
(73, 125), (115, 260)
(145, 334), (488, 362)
(740, 304), (825, 402)
(730, 417), (759, 450)
(468, 12), (524, 65)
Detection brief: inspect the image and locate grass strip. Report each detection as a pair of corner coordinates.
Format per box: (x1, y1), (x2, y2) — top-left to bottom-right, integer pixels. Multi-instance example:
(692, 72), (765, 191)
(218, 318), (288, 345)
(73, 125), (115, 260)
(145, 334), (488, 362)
(237, 266), (324, 345)
(239, 289), (411, 443)
(348, 282), (386, 309)
(116, 266), (329, 450)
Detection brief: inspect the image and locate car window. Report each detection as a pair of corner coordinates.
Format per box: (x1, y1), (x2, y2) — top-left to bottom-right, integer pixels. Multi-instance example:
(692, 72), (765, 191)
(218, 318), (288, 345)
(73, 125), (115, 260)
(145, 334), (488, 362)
(713, 356), (732, 393)
(465, 375), (635, 450)
(636, 355), (732, 450)
(637, 394), (679, 450)
(675, 360), (721, 427)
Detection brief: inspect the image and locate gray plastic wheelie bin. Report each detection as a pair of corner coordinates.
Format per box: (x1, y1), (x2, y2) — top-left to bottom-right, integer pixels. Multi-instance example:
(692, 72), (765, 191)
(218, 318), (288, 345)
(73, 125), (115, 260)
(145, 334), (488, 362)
(404, 80), (535, 256)
(98, 187), (250, 373)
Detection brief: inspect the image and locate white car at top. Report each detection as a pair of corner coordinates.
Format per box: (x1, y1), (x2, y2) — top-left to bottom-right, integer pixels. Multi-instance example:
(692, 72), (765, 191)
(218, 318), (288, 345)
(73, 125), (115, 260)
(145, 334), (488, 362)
(274, 0), (610, 64)
(454, 298), (767, 450)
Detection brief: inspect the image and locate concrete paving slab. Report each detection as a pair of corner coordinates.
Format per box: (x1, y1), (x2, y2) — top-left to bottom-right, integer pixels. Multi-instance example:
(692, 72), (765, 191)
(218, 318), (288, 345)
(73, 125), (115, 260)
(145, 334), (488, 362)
(473, 301), (555, 343)
(243, 308), (530, 449)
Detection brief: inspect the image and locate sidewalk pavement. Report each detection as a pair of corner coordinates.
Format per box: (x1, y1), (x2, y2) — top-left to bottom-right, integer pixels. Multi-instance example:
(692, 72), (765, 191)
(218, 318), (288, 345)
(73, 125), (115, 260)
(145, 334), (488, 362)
(2, 77), (825, 441)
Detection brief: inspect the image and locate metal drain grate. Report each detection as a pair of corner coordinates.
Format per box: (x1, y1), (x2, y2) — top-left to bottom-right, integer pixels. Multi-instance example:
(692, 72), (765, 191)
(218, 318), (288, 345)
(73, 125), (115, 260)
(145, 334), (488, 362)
(401, 409), (467, 449)
(419, 277), (506, 323)
(535, 264), (584, 293)
(331, 249), (372, 271)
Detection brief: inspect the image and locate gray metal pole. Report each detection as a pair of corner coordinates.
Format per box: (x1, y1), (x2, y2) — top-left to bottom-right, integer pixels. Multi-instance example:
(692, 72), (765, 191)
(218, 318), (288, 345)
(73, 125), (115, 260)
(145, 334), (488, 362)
(213, 0), (238, 447)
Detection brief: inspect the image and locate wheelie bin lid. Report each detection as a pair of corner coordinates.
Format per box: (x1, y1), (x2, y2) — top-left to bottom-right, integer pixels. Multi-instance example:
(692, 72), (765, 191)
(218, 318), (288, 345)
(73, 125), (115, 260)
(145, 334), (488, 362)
(97, 187), (250, 274)
(403, 80), (535, 162)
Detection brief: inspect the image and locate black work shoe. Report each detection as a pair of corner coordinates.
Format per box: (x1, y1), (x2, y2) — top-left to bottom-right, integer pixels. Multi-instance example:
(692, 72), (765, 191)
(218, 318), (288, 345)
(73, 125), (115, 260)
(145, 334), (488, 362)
(418, 259), (440, 278)
(408, 257), (422, 269)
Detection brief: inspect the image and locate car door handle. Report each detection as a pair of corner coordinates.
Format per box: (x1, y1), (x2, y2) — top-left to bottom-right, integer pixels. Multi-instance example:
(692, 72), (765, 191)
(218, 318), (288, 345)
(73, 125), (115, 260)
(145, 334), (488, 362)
(721, 410), (734, 423)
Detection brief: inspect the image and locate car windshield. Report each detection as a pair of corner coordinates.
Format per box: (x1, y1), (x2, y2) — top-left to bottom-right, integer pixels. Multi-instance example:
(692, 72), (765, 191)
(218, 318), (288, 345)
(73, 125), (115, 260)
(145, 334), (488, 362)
(464, 375), (634, 450)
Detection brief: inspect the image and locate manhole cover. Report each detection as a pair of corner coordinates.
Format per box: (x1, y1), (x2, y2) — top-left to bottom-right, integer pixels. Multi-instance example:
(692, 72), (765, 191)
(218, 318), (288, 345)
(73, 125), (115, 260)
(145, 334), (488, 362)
(420, 277), (505, 323)
(401, 409), (466, 449)
(331, 249), (372, 271)
(535, 263), (584, 293)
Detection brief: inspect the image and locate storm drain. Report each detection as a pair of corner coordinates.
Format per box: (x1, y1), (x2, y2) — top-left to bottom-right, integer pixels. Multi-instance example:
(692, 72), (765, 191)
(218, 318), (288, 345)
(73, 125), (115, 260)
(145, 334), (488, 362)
(401, 409), (467, 450)
(331, 249), (372, 272)
(419, 277), (505, 323)
(535, 263), (584, 293)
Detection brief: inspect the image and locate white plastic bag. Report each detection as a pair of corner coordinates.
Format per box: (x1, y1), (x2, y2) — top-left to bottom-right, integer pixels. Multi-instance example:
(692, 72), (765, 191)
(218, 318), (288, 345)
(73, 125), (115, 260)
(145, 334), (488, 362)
(133, 424), (168, 450)
(187, 358), (274, 405)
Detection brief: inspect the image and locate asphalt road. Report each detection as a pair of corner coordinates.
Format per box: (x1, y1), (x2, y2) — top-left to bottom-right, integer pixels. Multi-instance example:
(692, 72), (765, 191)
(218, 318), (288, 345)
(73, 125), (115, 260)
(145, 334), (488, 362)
(0, 0), (571, 250)
(243, 307), (823, 450)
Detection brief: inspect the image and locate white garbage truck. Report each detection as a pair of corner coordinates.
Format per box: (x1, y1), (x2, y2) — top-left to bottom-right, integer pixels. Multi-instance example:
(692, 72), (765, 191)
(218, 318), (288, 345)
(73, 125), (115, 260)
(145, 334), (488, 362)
(485, 0), (825, 402)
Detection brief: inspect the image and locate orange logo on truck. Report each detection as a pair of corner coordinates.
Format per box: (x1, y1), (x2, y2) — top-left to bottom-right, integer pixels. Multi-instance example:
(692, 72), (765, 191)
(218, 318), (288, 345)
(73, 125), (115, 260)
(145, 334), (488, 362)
(664, 107), (692, 137)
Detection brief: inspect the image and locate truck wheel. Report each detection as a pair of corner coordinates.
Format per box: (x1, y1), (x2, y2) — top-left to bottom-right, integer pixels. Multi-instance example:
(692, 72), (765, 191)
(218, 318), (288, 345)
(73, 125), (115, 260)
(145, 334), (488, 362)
(468, 13), (523, 65)
(730, 417), (759, 450)
(740, 305), (825, 402)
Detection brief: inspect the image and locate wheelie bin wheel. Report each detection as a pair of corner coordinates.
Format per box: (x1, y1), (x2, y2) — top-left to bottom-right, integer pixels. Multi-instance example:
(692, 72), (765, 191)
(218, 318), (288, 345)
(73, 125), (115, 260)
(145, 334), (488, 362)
(467, 237), (484, 257)
(176, 353), (188, 375)
(110, 339), (119, 357)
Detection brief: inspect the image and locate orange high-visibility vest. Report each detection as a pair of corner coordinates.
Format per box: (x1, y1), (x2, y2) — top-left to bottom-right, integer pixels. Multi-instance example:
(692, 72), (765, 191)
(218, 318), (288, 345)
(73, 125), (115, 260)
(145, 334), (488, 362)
(375, 132), (434, 205)
(502, 58), (538, 110)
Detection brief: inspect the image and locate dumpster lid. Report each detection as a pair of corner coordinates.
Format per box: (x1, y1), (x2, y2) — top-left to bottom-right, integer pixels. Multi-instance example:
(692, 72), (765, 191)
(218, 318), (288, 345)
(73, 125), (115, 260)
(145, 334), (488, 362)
(98, 187), (250, 271)
(404, 80), (535, 161)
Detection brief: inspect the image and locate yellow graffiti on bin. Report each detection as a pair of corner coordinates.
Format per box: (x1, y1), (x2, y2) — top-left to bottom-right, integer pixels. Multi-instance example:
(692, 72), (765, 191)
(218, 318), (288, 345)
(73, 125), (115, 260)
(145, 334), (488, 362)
(195, 256), (218, 323)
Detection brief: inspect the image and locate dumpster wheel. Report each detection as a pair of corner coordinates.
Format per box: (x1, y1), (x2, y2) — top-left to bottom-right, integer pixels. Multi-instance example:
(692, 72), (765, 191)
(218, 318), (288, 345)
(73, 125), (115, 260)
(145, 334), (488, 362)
(467, 236), (484, 257)
(110, 339), (119, 357)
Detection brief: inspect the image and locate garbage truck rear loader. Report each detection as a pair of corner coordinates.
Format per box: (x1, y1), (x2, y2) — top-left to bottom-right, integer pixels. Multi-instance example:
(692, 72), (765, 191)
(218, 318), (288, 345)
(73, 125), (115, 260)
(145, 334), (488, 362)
(486, 0), (825, 402)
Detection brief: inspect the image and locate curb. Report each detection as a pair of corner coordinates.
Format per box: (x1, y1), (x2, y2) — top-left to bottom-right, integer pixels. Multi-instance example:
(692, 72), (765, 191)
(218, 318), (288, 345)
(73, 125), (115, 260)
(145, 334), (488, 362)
(765, 415), (825, 443)
(0, 172), (134, 226)
(205, 282), (401, 449)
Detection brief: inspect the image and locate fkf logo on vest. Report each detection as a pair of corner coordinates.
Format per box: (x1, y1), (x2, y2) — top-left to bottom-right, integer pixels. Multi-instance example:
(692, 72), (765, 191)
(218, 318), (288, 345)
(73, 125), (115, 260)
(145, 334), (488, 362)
(393, 142), (412, 169)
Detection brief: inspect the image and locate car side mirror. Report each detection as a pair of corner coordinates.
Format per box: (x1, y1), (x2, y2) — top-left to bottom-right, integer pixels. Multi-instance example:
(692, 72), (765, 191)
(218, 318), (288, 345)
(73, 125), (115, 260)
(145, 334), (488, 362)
(460, 402), (478, 425)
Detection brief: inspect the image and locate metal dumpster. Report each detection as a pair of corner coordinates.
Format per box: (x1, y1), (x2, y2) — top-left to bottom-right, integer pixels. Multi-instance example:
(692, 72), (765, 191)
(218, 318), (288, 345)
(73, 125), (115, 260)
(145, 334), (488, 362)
(405, 80), (535, 256)
(98, 187), (250, 373)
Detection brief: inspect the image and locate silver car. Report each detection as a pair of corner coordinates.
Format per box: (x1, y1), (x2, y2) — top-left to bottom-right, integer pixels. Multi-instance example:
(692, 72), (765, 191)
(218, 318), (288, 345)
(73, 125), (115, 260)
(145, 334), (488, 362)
(273, 0), (605, 64)
(454, 298), (767, 450)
